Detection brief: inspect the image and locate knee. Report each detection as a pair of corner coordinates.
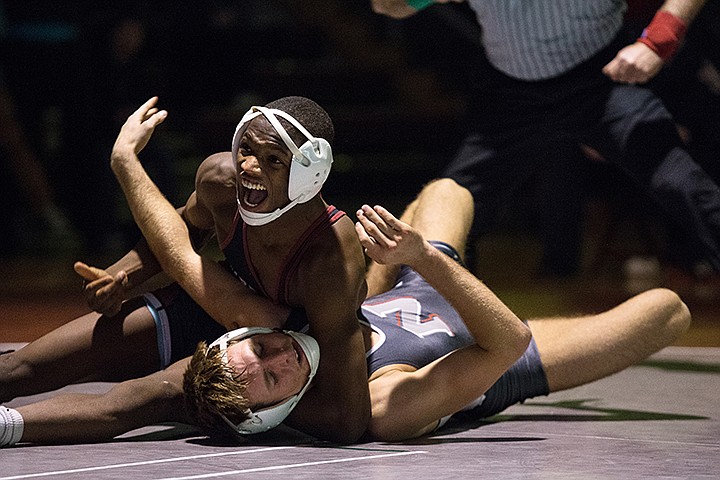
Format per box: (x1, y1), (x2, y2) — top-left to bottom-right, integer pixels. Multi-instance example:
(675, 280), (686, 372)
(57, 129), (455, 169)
(650, 147), (701, 193)
(426, 177), (470, 194)
(424, 178), (474, 205)
(646, 288), (691, 340)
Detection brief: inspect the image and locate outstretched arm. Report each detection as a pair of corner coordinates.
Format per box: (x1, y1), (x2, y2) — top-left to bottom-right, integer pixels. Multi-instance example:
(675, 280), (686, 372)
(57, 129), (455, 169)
(356, 204), (531, 440)
(14, 359), (190, 445)
(109, 98), (289, 330)
(603, 0), (707, 84)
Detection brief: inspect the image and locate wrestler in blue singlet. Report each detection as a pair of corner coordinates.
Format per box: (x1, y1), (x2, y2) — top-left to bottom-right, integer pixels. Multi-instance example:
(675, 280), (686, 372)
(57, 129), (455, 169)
(361, 241), (549, 426)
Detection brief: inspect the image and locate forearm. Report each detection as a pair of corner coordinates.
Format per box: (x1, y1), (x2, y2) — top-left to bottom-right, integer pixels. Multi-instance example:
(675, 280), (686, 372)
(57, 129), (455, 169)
(111, 150), (196, 285)
(287, 392), (370, 443)
(16, 367), (187, 445)
(105, 238), (164, 297)
(17, 393), (153, 444)
(112, 146), (287, 330)
(410, 246), (530, 357)
(658, 0), (706, 22)
(633, 0), (705, 64)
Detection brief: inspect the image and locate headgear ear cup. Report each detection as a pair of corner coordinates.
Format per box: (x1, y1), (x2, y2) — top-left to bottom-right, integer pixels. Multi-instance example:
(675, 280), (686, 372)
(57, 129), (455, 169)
(288, 138), (333, 203)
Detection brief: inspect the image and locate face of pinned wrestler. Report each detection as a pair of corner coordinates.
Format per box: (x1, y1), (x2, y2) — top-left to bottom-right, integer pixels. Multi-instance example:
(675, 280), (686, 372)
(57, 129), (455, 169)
(235, 116), (294, 215)
(225, 332), (310, 409)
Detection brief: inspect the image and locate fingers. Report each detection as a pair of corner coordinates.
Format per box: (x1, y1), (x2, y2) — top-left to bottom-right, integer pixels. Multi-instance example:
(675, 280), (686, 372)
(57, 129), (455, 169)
(603, 61), (646, 84)
(355, 218), (388, 265)
(374, 205), (404, 232)
(73, 261), (106, 281)
(74, 261), (126, 287)
(128, 97), (158, 122)
(140, 106), (167, 126)
(354, 220), (372, 246)
(132, 97), (167, 124)
(137, 96), (159, 116)
(115, 270), (129, 288)
(357, 205), (394, 248)
(602, 58), (634, 83)
(359, 204), (402, 233)
(75, 261), (127, 306)
(148, 109), (168, 127)
(93, 271), (128, 298)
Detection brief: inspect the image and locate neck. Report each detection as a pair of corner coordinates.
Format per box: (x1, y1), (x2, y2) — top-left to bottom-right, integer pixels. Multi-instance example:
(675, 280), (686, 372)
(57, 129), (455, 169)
(242, 192), (326, 226)
(245, 196), (325, 236)
(238, 198), (300, 226)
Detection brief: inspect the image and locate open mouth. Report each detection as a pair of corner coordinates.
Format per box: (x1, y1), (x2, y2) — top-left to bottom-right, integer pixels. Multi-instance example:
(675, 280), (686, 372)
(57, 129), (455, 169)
(241, 178), (268, 207)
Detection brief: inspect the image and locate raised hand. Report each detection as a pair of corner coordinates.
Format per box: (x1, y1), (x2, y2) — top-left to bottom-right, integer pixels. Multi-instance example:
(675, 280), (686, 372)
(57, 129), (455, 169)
(355, 204), (429, 267)
(112, 96), (168, 159)
(74, 261), (128, 317)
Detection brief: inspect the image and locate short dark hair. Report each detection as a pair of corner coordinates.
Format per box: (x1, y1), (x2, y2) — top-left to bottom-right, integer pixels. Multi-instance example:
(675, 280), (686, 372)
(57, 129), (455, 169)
(265, 96), (335, 146)
(183, 341), (251, 437)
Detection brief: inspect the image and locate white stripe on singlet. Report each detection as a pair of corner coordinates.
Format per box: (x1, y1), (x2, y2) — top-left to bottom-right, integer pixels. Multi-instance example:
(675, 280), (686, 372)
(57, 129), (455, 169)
(144, 293), (172, 369)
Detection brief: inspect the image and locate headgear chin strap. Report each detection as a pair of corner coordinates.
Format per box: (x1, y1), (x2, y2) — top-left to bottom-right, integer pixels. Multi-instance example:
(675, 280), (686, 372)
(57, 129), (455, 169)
(231, 106), (333, 226)
(209, 326), (320, 435)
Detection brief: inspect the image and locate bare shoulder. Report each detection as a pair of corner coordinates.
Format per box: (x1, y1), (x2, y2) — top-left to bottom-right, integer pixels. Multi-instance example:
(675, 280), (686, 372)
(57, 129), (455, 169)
(196, 152), (235, 188)
(313, 213), (365, 273)
(192, 152), (237, 233)
(297, 213), (368, 310)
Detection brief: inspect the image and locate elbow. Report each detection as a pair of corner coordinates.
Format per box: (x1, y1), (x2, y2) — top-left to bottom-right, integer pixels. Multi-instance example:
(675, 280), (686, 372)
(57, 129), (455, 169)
(290, 397), (370, 443)
(366, 421), (393, 443)
(509, 322), (533, 360)
(520, 322), (533, 349)
(371, 1), (415, 19)
(646, 287), (692, 343)
(325, 406), (371, 444)
(365, 418), (410, 443)
(667, 290), (691, 338)
(370, 1), (387, 15)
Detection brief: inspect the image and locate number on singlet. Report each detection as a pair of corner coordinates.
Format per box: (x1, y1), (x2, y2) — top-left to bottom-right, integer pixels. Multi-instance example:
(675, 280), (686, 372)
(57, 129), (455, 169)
(362, 297), (455, 338)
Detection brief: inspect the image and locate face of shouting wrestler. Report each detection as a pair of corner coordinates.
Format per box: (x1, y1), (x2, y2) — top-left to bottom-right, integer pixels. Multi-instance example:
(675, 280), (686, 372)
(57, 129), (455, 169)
(235, 116), (295, 216)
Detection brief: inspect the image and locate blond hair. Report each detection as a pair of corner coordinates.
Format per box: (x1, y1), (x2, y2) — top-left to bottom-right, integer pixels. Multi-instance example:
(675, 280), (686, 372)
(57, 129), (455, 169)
(183, 341), (252, 437)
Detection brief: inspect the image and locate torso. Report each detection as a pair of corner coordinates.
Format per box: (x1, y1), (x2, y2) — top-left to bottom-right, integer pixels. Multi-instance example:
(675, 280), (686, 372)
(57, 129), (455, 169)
(219, 203), (348, 305)
(362, 266), (475, 377)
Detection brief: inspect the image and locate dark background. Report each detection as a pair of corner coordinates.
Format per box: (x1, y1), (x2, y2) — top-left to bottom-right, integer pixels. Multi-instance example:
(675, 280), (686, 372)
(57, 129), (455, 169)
(1, 1), (719, 316)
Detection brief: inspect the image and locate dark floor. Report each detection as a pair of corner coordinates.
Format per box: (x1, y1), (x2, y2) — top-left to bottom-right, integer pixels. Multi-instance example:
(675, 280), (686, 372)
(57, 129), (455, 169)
(2, 346), (718, 479)
(2, 228), (719, 478)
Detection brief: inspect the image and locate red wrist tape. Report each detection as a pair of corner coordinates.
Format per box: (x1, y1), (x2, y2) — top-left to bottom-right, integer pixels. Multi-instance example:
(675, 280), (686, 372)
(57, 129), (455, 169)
(637, 10), (687, 62)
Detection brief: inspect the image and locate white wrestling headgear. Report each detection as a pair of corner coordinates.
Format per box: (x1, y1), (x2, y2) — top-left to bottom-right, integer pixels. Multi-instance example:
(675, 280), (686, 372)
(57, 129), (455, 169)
(231, 106), (333, 226)
(209, 326), (320, 434)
